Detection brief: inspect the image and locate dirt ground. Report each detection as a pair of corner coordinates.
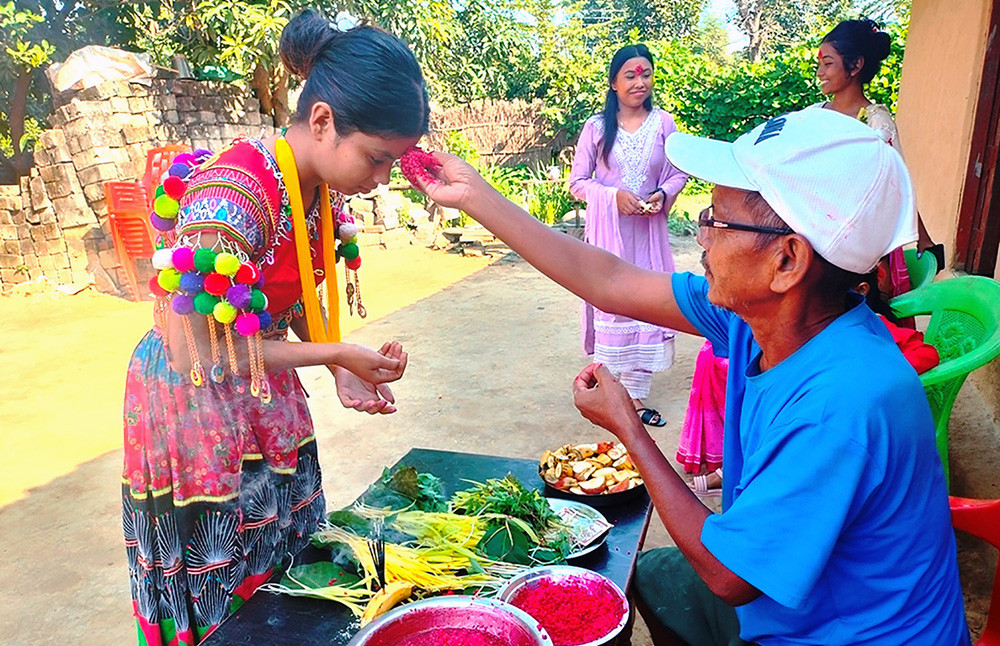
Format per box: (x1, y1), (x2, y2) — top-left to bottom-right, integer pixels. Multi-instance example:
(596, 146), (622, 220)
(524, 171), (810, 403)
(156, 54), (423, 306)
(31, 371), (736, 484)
(0, 232), (994, 644)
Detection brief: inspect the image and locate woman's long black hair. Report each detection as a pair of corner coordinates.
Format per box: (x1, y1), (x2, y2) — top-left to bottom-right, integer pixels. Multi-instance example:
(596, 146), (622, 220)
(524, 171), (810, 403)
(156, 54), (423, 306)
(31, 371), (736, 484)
(599, 44), (654, 165)
(279, 10), (430, 137)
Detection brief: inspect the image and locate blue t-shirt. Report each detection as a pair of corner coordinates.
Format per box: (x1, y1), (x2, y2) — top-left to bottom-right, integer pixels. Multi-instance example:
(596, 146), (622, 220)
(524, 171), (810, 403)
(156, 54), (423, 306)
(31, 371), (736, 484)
(672, 273), (969, 646)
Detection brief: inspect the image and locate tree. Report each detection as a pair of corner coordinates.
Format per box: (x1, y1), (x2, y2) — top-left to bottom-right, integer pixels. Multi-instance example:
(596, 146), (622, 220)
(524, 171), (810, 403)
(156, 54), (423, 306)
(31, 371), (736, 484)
(729, 0), (850, 62)
(1, 2), (55, 178)
(582, 0), (704, 42)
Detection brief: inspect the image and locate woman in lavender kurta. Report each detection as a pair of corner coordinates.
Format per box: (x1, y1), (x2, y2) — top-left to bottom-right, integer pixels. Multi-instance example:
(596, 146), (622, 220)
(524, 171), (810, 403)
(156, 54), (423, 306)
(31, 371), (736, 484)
(569, 44), (687, 425)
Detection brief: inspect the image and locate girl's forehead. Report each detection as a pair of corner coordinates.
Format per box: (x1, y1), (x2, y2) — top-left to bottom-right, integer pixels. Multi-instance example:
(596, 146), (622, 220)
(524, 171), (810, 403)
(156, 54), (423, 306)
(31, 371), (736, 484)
(620, 56), (651, 73)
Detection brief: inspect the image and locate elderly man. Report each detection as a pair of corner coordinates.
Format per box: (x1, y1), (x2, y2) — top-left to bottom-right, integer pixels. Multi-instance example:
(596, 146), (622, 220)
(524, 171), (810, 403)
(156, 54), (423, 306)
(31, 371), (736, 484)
(419, 108), (969, 645)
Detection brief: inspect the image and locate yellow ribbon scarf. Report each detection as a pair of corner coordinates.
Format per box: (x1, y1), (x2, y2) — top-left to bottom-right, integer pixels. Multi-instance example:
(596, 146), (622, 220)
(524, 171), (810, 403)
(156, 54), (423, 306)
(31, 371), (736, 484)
(274, 137), (341, 343)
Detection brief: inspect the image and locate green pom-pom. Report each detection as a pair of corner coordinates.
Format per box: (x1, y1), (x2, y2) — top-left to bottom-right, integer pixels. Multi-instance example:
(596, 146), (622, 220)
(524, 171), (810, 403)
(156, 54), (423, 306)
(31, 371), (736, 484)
(193, 291), (220, 315)
(154, 194), (179, 219)
(157, 268), (182, 292)
(214, 252), (241, 276)
(213, 300), (238, 324)
(249, 288), (266, 312)
(155, 185), (166, 199)
(340, 242), (359, 261)
(193, 248), (217, 273)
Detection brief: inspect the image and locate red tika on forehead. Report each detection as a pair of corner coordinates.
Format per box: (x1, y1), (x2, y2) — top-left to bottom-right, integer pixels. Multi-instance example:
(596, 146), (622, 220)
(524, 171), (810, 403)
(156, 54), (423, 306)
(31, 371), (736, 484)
(634, 64), (644, 74)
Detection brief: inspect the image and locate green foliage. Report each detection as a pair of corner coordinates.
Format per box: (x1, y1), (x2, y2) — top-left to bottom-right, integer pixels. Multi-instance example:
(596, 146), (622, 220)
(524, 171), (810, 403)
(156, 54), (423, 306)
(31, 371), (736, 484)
(357, 466), (448, 513)
(450, 475), (558, 535)
(1, 2), (54, 155)
(667, 209), (699, 237)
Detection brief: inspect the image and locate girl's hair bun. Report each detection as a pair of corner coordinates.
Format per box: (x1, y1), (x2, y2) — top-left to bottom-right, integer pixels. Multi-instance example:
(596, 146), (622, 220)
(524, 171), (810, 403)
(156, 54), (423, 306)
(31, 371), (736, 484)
(279, 9), (336, 79)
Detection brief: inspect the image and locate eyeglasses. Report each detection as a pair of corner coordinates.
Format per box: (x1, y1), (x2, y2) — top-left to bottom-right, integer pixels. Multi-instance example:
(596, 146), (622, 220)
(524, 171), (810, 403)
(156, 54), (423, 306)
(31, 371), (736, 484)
(697, 206), (795, 239)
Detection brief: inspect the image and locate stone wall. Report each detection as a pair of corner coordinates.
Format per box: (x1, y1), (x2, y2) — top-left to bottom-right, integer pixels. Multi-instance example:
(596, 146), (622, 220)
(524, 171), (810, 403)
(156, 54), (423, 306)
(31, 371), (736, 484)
(0, 79), (275, 297)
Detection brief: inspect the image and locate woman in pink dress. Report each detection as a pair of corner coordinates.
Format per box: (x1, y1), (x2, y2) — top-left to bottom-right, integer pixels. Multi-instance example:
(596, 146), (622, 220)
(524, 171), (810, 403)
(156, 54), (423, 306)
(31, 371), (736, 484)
(569, 44), (687, 427)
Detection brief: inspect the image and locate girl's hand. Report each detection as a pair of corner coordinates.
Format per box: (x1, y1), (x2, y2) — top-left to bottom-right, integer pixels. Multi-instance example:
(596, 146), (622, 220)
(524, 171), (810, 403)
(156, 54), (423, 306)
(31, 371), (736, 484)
(332, 365), (397, 414)
(335, 341), (408, 385)
(616, 190), (643, 215)
(411, 152), (495, 212)
(330, 342), (408, 414)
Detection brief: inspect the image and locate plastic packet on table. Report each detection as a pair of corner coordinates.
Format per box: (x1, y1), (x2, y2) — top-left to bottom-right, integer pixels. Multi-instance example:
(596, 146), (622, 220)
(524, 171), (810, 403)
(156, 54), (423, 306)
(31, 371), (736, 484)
(553, 506), (614, 550)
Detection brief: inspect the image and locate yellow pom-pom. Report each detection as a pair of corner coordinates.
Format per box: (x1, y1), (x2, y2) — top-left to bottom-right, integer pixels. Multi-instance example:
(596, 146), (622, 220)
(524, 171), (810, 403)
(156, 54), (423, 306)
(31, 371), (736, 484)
(154, 195), (180, 219)
(157, 268), (182, 292)
(213, 300), (238, 324)
(214, 252), (241, 276)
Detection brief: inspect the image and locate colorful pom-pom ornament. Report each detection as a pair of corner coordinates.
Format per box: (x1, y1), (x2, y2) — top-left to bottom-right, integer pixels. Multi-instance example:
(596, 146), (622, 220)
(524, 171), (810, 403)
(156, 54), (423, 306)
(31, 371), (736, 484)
(172, 247), (195, 273)
(193, 248), (217, 273)
(235, 312), (260, 336)
(193, 148), (213, 161)
(151, 248), (175, 270)
(249, 289), (267, 313)
(346, 256), (362, 271)
(155, 184), (166, 199)
(340, 242), (360, 261)
(168, 162), (191, 179)
(151, 213), (176, 232)
(193, 292), (220, 315)
(154, 195), (180, 219)
(163, 175), (187, 200)
(148, 275), (168, 297)
(226, 283), (252, 309)
(339, 222), (358, 241)
(258, 311), (273, 329)
(157, 268), (182, 292)
(173, 152), (197, 167)
(203, 272), (231, 296)
(179, 271), (205, 294)
(213, 301), (238, 324)
(236, 262), (261, 285)
(214, 252), (241, 276)
(172, 293), (195, 315)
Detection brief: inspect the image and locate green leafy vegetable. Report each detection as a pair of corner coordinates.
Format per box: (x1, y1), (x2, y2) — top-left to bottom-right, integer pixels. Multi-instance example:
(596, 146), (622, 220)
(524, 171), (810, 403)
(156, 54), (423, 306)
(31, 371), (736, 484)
(358, 466), (447, 512)
(450, 475), (557, 534)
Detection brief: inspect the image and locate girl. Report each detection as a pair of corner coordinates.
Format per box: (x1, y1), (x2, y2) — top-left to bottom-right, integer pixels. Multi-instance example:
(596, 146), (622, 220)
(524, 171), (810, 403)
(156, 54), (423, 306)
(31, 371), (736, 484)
(121, 11), (428, 644)
(569, 44), (688, 427)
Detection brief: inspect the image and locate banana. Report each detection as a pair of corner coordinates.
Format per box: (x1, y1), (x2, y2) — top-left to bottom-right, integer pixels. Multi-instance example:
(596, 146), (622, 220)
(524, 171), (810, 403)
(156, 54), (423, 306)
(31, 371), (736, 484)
(360, 581), (413, 626)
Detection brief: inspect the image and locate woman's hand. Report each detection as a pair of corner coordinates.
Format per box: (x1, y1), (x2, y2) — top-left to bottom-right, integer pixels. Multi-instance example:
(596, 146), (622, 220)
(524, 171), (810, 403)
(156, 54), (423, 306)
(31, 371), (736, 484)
(646, 189), (665, 215)
(412, 152), (495, 213)
(616, 190), (643, 215)
(572, 363), (643, 443)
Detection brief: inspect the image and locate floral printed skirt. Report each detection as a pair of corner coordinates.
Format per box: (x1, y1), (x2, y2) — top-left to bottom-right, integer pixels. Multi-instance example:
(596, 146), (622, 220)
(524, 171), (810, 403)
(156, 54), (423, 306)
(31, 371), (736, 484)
(121, 329), (326, 645)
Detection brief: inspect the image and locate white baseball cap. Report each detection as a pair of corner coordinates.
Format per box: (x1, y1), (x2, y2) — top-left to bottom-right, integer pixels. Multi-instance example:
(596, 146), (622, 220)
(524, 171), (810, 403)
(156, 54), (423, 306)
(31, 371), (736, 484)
(665, 108), (917, 273)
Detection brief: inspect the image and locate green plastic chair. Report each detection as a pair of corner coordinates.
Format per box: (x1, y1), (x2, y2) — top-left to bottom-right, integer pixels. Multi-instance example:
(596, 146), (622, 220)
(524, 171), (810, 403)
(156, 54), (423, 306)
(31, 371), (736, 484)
(890, 276), (1000, 486)
(903, 247), (938, 290)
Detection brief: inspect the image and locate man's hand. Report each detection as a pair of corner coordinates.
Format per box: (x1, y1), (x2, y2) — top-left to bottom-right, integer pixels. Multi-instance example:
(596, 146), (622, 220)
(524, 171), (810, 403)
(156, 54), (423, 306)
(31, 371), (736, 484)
(572, 363), (644, 442)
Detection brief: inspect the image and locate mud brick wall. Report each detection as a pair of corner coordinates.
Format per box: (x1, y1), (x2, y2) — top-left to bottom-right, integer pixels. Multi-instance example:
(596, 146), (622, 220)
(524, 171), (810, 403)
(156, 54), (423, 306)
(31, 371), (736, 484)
(0, 79), (275, 297)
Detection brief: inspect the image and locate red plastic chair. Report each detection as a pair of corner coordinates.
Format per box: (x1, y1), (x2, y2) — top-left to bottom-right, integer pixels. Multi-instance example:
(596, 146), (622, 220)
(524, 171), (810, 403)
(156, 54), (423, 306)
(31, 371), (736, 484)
(141, 144), (190, 210)
(104, 181), (154, 300)
(950, 496), (1000, 645)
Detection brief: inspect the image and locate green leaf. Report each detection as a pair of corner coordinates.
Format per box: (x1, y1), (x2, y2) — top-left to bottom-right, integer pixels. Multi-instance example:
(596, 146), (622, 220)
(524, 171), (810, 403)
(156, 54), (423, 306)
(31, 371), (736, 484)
(281, 561), (361, 590)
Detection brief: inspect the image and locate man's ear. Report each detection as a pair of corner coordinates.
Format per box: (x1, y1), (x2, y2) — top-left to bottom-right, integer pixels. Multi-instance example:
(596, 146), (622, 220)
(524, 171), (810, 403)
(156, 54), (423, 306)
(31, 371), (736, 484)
(308, 102), (336, 140)
(770, 235), (814, 294)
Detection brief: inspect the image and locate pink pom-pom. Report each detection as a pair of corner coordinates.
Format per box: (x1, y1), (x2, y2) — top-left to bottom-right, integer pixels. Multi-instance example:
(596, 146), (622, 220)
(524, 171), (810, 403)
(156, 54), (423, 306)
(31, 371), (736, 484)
(163, 175), (187, 200)
(234, 312), (260, 336)
(173, 152), (197, 166)
(345, 256), (362, 271)
(172, 247), (195, 273)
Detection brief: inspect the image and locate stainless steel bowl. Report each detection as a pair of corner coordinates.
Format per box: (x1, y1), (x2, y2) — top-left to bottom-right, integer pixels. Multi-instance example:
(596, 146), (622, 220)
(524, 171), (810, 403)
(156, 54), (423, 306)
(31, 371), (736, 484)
(497, 565), (630, 646)
(347, 595), (551, 646)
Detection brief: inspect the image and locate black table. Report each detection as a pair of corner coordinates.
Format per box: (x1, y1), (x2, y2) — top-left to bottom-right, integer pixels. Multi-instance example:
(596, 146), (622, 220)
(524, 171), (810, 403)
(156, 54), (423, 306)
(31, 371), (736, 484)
(204, 448), (654, 644)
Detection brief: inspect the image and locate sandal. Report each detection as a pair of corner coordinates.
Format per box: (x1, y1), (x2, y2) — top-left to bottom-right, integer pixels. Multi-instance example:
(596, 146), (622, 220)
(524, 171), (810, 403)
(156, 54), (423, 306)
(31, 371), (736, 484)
(689, 468), (723, 498)
(636, 407), (666, 427)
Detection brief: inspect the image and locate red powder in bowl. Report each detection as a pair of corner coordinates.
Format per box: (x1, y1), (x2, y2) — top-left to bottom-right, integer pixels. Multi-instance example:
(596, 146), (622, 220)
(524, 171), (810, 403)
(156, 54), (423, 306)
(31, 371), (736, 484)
(397, 627), (509, 646)
(509, 578), (624, 646)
